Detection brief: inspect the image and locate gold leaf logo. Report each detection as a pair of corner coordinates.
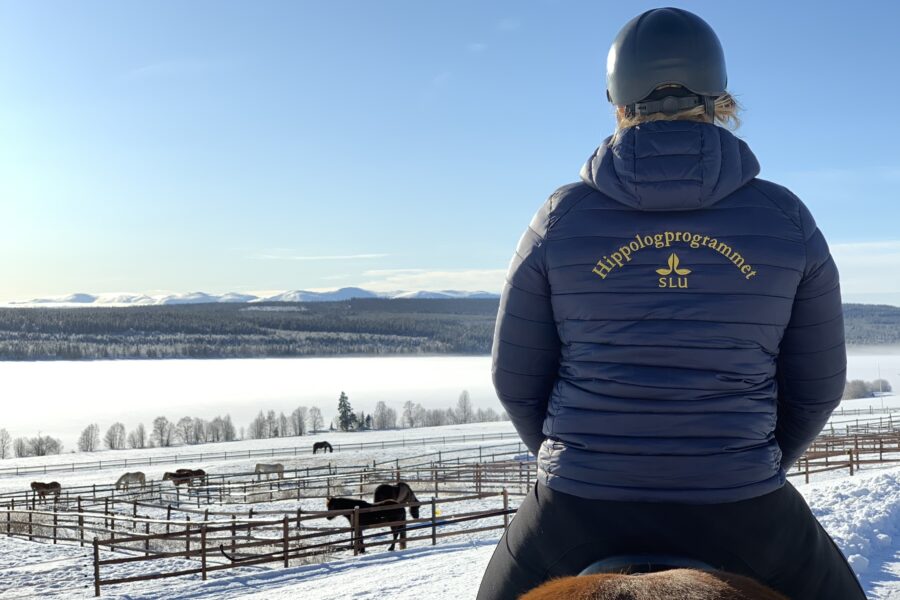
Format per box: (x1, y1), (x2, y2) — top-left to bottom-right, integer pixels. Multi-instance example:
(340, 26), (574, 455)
(656, 253), (691, 276)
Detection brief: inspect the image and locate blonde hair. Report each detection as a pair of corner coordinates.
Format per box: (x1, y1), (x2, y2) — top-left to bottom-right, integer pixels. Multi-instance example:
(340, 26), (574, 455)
(615, 91), (742, 135)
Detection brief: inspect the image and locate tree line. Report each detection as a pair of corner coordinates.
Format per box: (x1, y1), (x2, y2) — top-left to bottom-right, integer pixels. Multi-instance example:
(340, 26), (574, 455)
(843, 378), (893, 400)
(0, 298), (497, 360)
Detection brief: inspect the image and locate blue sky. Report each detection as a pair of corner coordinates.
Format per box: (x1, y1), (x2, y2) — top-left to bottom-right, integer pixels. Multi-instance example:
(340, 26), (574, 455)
(1, 1), (899, 304)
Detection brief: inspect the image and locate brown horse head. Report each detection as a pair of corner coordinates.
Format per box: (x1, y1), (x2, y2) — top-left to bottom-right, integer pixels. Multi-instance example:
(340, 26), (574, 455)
(520, 570), (788, 600)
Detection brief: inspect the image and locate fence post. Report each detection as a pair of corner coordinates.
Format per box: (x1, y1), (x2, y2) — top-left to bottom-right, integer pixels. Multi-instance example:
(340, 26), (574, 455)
(433, 468), (438, 498)
(352, 508), (361, 556)
(166, 505), (172, 535)
(848, 450), (854, 476)
(804, 456), (810, 485)
(53, 512), (58, 544)
(283, 516), (289, 568)
(93, 537), (101, 597)
(502, 488), (509, 530)
(428, 497), (438, 546)
(28, 511), (33, 541)
(144, 521), (150, 556)
(185, 516), (191, 558)
(225, 514), (234, 556)
(201, 524), (207, 580)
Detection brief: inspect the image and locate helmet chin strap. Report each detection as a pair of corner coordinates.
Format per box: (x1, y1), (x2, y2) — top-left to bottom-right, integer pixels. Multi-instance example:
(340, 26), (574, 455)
(624, 94), (716, 119)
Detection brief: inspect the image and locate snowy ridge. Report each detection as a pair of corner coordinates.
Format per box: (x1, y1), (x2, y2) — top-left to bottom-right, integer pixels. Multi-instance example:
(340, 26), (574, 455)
(6, 287), (499, 307)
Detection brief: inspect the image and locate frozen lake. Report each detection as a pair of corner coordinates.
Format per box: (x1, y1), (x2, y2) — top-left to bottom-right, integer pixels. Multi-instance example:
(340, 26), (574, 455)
(1, 348), (898, 448)
(0, 356), (496, 447)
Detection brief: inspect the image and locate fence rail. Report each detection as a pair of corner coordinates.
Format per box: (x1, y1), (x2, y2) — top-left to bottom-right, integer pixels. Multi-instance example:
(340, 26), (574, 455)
(0, 430), (520, 478)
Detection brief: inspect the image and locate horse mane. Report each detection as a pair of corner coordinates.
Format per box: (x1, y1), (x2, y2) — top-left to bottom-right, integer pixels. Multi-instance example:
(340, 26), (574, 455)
(520, 570), (789, 600)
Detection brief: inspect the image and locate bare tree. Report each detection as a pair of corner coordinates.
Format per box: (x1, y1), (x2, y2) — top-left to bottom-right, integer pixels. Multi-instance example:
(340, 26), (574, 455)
(13, 438), (28, 458)
(248, 411), (266, 439)
(266, 410), (278, 437)
(104, 423), (126, 450)
(373, 402), (397, 430)
(193, 418), (208, 444)
(152, 416), (173, 447)
(456, 390), (474, 424)
(175, 417), (194, 445)
(222, 415), (236, 441)
(291, 407), (308, 436)
(279, 412), (290, 437)
(309, 407), (324, 433)
(19, 435), (63, 456)
(78, 424), (101, 452)
(402, 401), (416, 428)
(127, 423), (147, 449)
(0, 429), (10, 459)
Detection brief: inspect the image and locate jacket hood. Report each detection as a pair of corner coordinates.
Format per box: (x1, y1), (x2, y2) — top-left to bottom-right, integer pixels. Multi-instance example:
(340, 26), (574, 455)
(579, 121), (760, 210)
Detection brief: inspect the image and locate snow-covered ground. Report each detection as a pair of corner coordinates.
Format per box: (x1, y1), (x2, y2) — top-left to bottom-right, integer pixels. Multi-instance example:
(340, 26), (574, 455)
(0, 466), (897, 599)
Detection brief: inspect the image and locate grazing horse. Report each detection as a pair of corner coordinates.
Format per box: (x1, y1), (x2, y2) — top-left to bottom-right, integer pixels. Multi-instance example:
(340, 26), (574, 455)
(255, 463), (284, 480)
(163, 469), (206, 486)
(115, 471), (146, 491)
(373, 481), (421, 519)
(30, 481), (61, 502)
(325, 497), (406, 552)
(520, 570), (788, 600)
(312, 441), (333, 454)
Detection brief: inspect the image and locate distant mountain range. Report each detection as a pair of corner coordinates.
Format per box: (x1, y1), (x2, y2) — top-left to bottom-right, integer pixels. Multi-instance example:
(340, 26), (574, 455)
(8, 287), (500, 307)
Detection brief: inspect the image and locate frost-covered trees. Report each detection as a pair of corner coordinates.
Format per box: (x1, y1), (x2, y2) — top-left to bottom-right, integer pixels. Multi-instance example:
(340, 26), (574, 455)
(843, 379), (895, 399)
(0, 429), (10, 459)
(14, 435), (63, 457)
(337, 392), (356, 432)
(175, 417), (194, 445)
(456, 390), (474, 424)
(128, 423), (147, 449)
(402, 401), (416, 428)
(104, 423), (126, 450)
(373, 401), (397, 430)
(78, 424), (101, 452)
(291, 407), (308, 436)
(152, 416), (174, 447)
(309, 407), (324, 433)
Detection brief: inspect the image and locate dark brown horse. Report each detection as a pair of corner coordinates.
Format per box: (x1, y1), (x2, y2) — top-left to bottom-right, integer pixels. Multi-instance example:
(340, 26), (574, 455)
(520, 570), (788, 600)
(30, 481), (61, 502)
(325, 497), (406, 552)
(313, 441), (333, 454)
(373, 481), (421, 519)
(163, 468), (206, 486)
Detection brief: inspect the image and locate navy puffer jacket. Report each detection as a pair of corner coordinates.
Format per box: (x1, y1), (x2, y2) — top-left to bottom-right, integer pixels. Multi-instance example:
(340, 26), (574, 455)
(492, 120), (845, 504)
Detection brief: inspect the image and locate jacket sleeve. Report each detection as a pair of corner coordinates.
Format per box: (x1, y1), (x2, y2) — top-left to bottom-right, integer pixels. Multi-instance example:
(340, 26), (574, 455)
(775, 201), (846, 470)
(492, 200), (562, 456)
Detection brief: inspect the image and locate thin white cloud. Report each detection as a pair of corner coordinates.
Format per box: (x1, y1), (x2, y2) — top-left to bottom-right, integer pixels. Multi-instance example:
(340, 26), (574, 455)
(356, 268), (506, 293)
(498, 18), (521, 31)
(252, 253), (389, 261)
(467, 42), (487, 53)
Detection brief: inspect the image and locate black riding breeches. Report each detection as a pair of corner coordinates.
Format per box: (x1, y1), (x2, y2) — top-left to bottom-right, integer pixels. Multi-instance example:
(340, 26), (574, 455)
(476, 480), (866, 600)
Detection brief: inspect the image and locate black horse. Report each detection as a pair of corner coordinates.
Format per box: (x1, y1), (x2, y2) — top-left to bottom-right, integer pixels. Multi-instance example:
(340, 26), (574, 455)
(313, 441), (333, 454)
(326, 497), (406, 552)
(373, 481), (421, 519)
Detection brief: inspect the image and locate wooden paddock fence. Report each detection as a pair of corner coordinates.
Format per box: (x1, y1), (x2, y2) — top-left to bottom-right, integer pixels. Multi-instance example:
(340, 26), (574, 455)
(1, 489), (514, 596)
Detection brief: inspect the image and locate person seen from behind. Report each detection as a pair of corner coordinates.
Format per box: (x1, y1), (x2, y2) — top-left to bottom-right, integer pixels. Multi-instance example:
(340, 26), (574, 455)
(478, 7), (866, 600)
